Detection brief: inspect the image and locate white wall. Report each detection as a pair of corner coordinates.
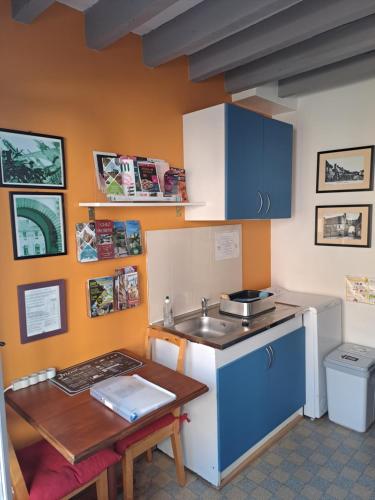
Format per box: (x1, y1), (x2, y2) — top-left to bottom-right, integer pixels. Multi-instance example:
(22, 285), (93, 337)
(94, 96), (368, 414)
(272, 78), (375, 347)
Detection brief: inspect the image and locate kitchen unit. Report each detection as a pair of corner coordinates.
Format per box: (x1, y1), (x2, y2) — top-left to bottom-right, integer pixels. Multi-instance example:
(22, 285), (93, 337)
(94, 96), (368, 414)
(183, 103), (293, 221)
(152, 305), (305, 486)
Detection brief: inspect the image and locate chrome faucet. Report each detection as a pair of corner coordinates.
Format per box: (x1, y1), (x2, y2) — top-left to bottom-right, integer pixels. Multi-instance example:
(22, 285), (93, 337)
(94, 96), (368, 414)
(201, 297), (209, 316)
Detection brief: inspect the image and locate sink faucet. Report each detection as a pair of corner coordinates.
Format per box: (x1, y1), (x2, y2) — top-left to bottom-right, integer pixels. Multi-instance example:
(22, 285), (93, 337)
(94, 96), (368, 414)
(201, 297), (209, 316)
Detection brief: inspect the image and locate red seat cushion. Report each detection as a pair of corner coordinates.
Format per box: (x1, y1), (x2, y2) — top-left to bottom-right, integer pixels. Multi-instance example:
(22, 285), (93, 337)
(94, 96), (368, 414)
(115, 413), (176, 455)
(17, 439), (121, 500)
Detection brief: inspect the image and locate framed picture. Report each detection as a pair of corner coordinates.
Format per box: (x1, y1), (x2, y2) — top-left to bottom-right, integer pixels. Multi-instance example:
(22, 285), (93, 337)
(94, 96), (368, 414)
(18, 280), (67, 343)
(0, 128), (66, 188)
(315, 205), (372, 248)
(316, 146), (374, 193)
(10, 192), (67, 259)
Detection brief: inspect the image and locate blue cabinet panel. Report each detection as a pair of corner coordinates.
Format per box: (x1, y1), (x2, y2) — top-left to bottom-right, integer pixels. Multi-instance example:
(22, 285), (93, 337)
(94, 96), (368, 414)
(224, 104), (292, 220)
(225, 104), (263, 219)
(262, 117), (293, 218)
(217, 327), (305, 471)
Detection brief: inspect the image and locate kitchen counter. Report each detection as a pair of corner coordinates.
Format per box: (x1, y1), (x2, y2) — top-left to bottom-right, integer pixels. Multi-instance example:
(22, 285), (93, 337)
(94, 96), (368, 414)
(152, 302), (304, 349)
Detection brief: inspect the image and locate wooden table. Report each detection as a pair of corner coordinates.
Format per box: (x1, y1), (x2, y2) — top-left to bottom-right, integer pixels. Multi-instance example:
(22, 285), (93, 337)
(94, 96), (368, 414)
(6, 349), (208, 465)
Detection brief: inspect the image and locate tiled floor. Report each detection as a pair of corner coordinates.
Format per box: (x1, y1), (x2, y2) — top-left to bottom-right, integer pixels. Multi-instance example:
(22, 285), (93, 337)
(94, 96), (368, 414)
(128, 416), (375, 499)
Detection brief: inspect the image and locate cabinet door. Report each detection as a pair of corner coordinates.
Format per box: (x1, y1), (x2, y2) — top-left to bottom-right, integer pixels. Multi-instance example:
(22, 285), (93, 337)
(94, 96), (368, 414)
(217, 327), (305, 472)
(225, 104), (263, 219)
(262, 117), (293, 218)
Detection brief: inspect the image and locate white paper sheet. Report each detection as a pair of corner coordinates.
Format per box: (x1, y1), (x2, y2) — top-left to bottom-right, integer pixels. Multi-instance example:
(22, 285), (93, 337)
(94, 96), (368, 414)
(214, 231), (240, 261)
(24, 285), (61, 337)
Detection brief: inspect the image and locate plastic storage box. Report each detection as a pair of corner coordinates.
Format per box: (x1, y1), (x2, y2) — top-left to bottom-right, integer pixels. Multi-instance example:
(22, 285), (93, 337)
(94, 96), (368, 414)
(324, 343), (375, 432)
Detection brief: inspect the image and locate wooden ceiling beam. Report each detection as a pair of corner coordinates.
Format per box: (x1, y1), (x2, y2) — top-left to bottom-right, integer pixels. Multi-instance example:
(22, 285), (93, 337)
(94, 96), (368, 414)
(225, 14), (375, 94)
(278, 52), (375, 97)
(85, 0), (182, 50)
(190, 0), (375, 82)
(142, 0), (302, 68)
(12, 0), (55, 23)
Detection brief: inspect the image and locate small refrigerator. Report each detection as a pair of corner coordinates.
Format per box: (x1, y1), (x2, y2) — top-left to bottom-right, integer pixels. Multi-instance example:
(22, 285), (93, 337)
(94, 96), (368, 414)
(267, 287), (343, 419)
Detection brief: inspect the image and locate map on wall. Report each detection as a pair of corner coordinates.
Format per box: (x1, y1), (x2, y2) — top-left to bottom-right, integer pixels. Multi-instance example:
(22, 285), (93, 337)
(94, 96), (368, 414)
(346, 276), (375, 305)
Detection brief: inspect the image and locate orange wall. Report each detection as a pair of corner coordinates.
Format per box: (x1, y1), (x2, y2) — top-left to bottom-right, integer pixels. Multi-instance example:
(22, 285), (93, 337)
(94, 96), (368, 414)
(0, 1), (270, 445)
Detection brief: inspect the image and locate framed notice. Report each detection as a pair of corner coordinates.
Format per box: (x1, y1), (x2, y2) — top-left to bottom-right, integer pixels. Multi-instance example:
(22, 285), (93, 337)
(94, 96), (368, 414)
(17, 280), (67, 343)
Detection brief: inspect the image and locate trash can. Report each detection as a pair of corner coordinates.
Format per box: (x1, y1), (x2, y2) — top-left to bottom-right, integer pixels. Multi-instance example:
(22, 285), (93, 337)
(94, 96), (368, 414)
(324, 344), (375, 432)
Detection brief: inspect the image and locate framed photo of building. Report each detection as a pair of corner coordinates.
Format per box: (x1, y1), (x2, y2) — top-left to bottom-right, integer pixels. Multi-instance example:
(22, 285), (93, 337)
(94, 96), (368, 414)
(316, 146), (374, 193)
(18, 280), (67, 343)
(315, 205), (372, 248)
(0, 128), (65, 188)
(9, 192), (67, 259)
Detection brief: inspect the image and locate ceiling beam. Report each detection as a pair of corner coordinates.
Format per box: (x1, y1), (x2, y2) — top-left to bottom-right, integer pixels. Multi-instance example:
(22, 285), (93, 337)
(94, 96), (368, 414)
(190, 0), (375, 82)
(278, 52), (375, 97)
(12, 0), (55, 23)
(142, 0), (302, 68)
(225, 14), (375, 94)
(85, 0), (182, 50)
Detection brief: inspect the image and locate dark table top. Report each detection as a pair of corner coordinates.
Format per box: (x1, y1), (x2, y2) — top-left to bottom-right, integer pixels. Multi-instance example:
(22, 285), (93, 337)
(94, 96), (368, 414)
(6, 349), (208, 464)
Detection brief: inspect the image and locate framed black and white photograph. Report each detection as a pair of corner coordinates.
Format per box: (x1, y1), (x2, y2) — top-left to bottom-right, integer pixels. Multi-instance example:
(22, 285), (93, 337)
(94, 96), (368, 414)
(0, 128), (66, 188)
(17, 279), (67, 344)
(10, 192), (67, 259)
(315, 205), (372, 248)
(316, 146), (374, 193)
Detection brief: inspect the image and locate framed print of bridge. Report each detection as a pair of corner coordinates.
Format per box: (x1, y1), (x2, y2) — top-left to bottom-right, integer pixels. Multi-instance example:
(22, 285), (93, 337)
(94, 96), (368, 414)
(0, 128), (65, 189)
(9, 192), (67, 259)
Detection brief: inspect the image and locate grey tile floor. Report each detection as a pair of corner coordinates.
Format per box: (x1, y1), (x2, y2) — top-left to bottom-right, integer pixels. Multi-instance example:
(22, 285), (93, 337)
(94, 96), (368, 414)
(128, 416), (375, 499)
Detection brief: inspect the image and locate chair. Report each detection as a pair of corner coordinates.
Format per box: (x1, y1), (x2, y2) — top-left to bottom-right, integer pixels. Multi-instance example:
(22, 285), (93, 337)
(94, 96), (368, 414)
(115, 328), (188, 499)
(8, 434), (121, 500)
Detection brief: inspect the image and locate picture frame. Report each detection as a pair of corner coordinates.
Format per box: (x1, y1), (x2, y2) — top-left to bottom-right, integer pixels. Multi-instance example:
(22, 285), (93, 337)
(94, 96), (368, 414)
(315, 205), (372, 248)
(17, 279), (67, 344)
(9, 192), (67, 259)
(316, 146), (374, 193)
(0, 128), (66, 189)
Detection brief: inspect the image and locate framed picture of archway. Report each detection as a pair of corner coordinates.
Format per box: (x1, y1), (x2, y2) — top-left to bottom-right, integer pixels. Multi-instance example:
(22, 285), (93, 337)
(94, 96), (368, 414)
(9, 192), (67, 259)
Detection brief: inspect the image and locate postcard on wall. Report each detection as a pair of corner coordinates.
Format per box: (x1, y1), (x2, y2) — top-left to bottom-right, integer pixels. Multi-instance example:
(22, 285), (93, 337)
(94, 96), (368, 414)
(125, 220), (142, 255)
(95, 219), (115, 259)
(346, 275), (375, 305)
(113, 221), (129, 258)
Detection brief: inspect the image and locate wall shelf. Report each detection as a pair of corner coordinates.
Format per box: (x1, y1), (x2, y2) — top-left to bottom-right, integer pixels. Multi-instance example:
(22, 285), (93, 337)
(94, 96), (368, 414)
(79, 202), (206, 208)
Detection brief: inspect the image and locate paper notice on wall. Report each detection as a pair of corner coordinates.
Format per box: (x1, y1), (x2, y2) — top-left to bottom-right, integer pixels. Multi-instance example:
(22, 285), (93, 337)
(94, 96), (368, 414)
(214, 231), (240, 261)
(346, 276), (375, 305)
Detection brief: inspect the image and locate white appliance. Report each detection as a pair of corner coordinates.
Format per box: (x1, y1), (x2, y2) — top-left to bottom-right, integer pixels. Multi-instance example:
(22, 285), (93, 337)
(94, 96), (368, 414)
(268, 288), (342, 419)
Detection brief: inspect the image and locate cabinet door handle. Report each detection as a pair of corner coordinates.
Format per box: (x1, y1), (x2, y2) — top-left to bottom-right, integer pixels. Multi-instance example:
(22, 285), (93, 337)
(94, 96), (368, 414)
(257, 191), (263, 214)
(266, 193), (271, 214)
(266, 346), (272, 369)
(269, 345), (274, 366)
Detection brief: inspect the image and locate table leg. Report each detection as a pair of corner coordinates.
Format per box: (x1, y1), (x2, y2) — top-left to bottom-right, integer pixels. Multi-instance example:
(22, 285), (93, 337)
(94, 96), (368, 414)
(107, 463), (117, 500)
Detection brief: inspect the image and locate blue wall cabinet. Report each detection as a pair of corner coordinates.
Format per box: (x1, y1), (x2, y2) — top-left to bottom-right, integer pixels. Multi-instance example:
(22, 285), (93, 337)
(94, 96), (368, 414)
(217, 326), (305, 471)
(183, 103), (293, 221)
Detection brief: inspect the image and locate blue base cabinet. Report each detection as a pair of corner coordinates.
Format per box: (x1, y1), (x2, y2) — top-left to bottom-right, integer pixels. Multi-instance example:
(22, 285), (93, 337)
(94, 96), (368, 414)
(183, 103), (293, 221)
(217, 327), (305, 471)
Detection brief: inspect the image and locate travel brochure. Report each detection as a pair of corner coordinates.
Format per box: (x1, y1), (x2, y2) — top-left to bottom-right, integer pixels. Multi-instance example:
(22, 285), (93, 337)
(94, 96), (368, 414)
(75, 219), (142, 262)
(87, 266), (140, 317)
(93, 151), (188, 202)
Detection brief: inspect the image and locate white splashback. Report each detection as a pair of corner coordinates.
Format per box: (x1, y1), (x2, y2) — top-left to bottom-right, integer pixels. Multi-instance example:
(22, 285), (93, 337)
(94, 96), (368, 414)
(146, 225), (242, 323)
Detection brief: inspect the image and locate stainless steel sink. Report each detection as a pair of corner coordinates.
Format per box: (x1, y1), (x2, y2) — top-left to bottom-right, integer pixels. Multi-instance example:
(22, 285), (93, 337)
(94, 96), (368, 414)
(173, 316), (238, 338)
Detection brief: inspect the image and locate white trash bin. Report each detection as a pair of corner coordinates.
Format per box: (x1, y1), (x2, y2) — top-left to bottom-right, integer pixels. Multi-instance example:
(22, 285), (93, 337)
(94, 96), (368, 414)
(324, 344), (375, 432)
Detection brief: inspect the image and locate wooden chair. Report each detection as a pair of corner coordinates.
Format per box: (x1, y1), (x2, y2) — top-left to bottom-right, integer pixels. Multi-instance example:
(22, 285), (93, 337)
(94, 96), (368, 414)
(8, 433), (121, 500)
(115, 328), (188, 499)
